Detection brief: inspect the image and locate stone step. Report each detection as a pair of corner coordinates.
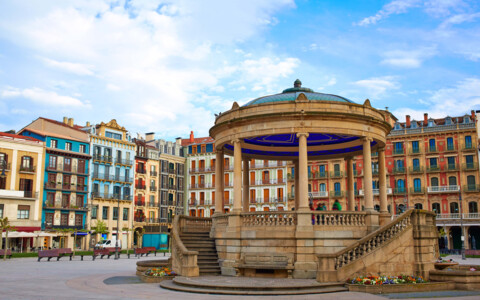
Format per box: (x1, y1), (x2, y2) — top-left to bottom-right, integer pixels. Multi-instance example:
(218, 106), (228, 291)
(160, 278), (348, 295)
(182, 242), (216, 246)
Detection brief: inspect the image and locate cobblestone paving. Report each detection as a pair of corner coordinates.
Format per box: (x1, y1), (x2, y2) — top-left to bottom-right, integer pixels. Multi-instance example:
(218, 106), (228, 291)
(1, 257), (479, 300)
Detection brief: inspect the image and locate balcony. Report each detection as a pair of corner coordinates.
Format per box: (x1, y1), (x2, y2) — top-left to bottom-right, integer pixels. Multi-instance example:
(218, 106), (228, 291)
(464, 184), (480, 192)
(393, 188), (406, 195)
(372, 169), (379, 176)
(92, 172), (114, 181)
(93, 154), (112, 163)
(462, 144), (475, 152)
(308, 172), (327, 179)
(43, 203), (88, 211)
(47, 164), (88, 175)
(409, 166), (424, 174)
(463, 163), (478, 171)
(427, 146), (438, 154)
(136, 168), (147, 174)
(115, 158), (133, 166)
(168, 184), (177, 190)
(168, 168), (175, 174)
(329, 171), (343, 178)
(150, 171), (158, 177)
(44, 182), (87, 192)
(150, 186), (157, 192)
(392, 167), (405, 174)
(0, 189), (37, 199)
(44, 224), (84, 230)
(19, 165), (36, 173)
(135, 200), (145, 207)
(409, 148), (421, 155)
(445, 144), (457, 152)
(287, 173), (294, 181)
(146, 218), (160, 224)
(353, 170), (362, 177)
(134, 217), (145, 223)
(393, 149), (404, 156)
(436, 213), (480, 220)
(135, 184), (146, 190)
(91, 192), (132, 201)
(329, 191), (344, 198)
(426, 165), (442, 173)
(427, 185), (460, 193)
(409, 187), (425, 194)
(446, 164), (458, 172)
(308, 191), (328, 198)
(359, 188), (393, 196)
(114, 175), (133, 183)
(0, 161), (11, 171)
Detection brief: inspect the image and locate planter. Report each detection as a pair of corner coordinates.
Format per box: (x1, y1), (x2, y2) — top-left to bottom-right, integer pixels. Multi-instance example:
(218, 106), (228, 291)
(435, 262), (459, 270)
(430, 266), (480, 290)
(347, 282), (455, 294)
(139, 273), (175, 283)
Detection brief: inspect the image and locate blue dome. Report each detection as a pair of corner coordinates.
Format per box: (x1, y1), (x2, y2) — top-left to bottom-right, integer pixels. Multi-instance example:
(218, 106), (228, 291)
(243, 79), (355, 107)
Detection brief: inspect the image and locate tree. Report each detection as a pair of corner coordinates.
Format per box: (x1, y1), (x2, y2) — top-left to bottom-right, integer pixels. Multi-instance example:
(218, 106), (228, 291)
(135, 227), (145, 249)
(1, 218), (16, 261)
(91, 220), (109, 246)
(69, 228), (89, 257)
(54, 228), (71, 249)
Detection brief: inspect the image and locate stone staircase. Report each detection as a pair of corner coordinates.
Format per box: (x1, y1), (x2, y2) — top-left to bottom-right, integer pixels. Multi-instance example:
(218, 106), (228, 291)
(180, 231), (220, 276)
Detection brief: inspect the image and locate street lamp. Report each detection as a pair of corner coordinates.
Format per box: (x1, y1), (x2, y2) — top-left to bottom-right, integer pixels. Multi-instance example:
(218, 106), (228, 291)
(115, 196), (120, 260)
(459, 194), (466, 260)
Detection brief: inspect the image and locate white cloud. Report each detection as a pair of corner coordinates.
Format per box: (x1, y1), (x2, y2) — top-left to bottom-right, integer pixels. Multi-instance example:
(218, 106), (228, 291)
(352, 76), (400, 98)
(393, 77), (480, 119)
(41, 57), (95, 75)
(381, 47), (437, 68)
(1, 87), (89, 107)
(439, 12), (480, 29)
(357, 0), (420, 26)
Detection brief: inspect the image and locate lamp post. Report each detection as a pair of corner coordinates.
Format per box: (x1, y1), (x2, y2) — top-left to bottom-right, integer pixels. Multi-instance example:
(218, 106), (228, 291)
(115, 196), (120, 260)
(459, 194), (466, 260)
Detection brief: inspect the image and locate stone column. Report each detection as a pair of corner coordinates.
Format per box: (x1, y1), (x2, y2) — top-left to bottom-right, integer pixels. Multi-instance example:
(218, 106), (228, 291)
(378, 147), (390, 225)
(346, 157), (355, 211)
(297, 133), (309, 211)
(294, 160), (299, 210)
(214, 148), (224, 214)
(232, 139), (242, 213)
(363, 137), (374, 211)
(242, 158), (250, 212)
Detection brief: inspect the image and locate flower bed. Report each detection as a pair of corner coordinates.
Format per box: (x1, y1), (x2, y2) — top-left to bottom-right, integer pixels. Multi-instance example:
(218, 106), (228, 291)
(346, 275), (455, 294)
(139, 267), (177, 283)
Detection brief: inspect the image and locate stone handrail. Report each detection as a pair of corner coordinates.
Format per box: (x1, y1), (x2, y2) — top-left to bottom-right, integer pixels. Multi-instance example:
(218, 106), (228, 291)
(311, 211), (367, 226)
(179, 215), (212, 232)
(171, 215), (200, 277)
(212, 214), (229, 229)
(241, 211), (297, 226)
(318, 209), (414, 273)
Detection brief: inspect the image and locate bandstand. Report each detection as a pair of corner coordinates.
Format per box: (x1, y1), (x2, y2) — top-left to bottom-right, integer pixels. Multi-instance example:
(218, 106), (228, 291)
(171, 80), (439, 282)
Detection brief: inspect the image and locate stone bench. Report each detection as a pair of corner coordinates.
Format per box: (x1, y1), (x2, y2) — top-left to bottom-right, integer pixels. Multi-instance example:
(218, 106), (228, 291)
(238, 253), (293, 278)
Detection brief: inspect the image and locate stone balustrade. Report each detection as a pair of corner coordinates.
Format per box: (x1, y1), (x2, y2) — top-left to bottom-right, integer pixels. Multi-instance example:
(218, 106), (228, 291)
(311, 211), (367, 226)
(241, 211), (297, 227)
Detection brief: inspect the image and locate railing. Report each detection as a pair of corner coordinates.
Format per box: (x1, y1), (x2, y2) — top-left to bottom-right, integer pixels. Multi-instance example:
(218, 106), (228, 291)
(318, 209), (414, 272)
(168, 168), (175, 174)
(329, 191), (344, 197)
(241, 211), (297, 226)
(92, 172), (115, 181)
(393, 149), (404, 155)
(19, 165), (36, 172)
(213, 214), (228, 229)
(43, 203), (87, 211)
(44, 182), (87, 192)
(150, 171), (158, 176)
(0, 189), (38, 199)
(136, 168), (147, 174)
(330, 171), (343, 178)
(114, 175), (133, 183)
(311, 211), (366, 226)
(0, 161), (10, 171)
(150, 186), (157, 192)
(409, 148), (421, 155)
(358, 188), (393, 196)
(353, 170), (362, 177)
(135, 201), (145, 206)
(90, 192), (132, 201)
(446, 164), (458, 171)
(250, 197), (287, 204)
(115, 158), (133, 166)
(463, 163), (478, 171)
(309, 172), (328, 179)
(47, 164), (88, 175)
(189, 183), (213, 189)
(436, 213), (480, 220)
(93, 154), (112, 163)
(427, 185), (459, 193)
(462, 144), (475, 151)
(464, 184), (480, 192)
(250, 179), (286, 185)
(427, 146), (438, 153)
(392, 167), (405, 174)
(409, 166), (424, 174)
(445, 145), (457, 152)
(309, 191), (328, 198)
(410, 187), (425, 194)
(426, 165), (442, 172)
(146, 218), (160, 224)
(393, 188), (406, 194)
(135, 184), (146, 190)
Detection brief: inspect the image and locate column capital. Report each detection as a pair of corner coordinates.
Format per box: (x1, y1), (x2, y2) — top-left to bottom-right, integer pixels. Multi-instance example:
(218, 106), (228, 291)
(296, 132), (309, 139)
(378, 147), (386, 152)
(362, 136), (373, 142)
(215, 147), (224, 153)
(345, 156), (354, 161)
(231, 138), (241, 145)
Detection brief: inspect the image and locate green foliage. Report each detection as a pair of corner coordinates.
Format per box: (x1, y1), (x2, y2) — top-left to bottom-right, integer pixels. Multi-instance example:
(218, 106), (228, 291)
(91, 220), (109, 234)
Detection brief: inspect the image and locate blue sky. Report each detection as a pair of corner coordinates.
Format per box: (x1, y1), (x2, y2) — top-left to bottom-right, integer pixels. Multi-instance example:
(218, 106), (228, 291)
(0, 0), (479, 140)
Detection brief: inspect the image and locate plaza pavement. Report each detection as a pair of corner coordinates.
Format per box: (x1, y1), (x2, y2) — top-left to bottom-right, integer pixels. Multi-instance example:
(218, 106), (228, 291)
(0, 255), (479, 300)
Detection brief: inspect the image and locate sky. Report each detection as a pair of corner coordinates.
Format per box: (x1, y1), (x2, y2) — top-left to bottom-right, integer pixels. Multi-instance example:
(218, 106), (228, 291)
(0, 0), (479, 140)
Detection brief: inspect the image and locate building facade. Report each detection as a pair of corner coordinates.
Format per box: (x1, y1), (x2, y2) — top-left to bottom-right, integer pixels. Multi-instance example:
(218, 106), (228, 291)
(19, 117), (91, 249)
(84, 119), (135, 249)
(0, 132), (44, 238)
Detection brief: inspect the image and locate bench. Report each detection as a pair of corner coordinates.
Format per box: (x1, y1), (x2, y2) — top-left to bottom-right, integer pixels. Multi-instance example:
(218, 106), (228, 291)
(134, 248), (149, 258)
(38, 249), (61, 262)
(143, 247), (157, 256)
(58, 248), (73, 261)
(239, 253), (294, 277)
(0, 249), (12, 259)
(92, 248), (121, 260)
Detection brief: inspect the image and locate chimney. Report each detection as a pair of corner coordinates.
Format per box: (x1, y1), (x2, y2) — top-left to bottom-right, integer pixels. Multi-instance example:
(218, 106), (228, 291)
(472, 110), (475, 120)
(189, 131), (194, 143)
(145, 132), (155, 142)
(175, 137), (182, 144)
(86, 121), (90, 127)
(68, 118), (74, 127)
(424, 113), (428, 126)
(406, 115), (411, 128)
(63, 117), (68, 124)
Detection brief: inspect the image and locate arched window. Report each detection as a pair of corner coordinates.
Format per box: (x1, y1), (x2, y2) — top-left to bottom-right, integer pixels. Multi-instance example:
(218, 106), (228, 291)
(413, 178), (421, 192)
(450, 202), (459, 213)
(374, 205), (380, 212)
(414, 203), (423, 209)
(448, 176), (457, 186)
(432, 203), (441, 214)
(431, 177), (439, 187)
(469, 202), (478, 213)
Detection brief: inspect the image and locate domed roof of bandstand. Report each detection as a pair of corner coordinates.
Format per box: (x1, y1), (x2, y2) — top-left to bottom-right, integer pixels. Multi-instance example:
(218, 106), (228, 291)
(210, 80), (395, 161)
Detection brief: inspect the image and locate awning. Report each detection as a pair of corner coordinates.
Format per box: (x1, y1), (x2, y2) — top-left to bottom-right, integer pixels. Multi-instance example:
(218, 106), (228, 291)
(2, 232), (37, 238)
(36, 232), (58, 237)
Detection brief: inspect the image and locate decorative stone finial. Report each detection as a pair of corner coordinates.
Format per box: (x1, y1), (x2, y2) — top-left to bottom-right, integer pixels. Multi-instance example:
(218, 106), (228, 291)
(294, 79), (302, 88)
(232, 101), (240, 109)
(364, 99), (371, 107)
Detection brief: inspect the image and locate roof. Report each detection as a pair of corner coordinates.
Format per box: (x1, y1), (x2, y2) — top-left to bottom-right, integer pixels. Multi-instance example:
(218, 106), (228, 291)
(181, 136), (215, 147)
(21, 128), (88, 143)
(243, 80), (355, 107)
(395, 114), (475, 129)
(0, 132), (42, 142)
(39, 117), (86, 133)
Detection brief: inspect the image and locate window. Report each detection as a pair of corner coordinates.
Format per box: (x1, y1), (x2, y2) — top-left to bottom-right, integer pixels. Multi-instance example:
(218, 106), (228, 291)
(102, 206), (109, 220)
(64, 158), (72, 172)
(60, 213), (68, 226)
(45, 213), (54, 227)
(394, 123), (401, 130)
(113, 207), (119, 220)
(445, 117), (452, 125)
(123, 208), (129, 220)
(450, 202), (459, 213)
(17, 205), (30, 219)
(446, 137), (454, 150)
(431, 177), (439, 187)
(467, 175), (476, 188)
(432, 203), (441, 214)
(75, 214), (83, 226)
(319, 183), (326, 191)
(50, 139), (58, 148)
(105, 131), (122, 140)
(62, 193), (70, 208)
(413, 178), (421, 192)
(428, 120), (435, 127)
(429, 157), (438, 167)
(0, 204), (3, 218)
(466, 155), (474, 168)
(78, 160), (86, 174)
(465, 136), (472, 149)
(91, 206), (98, 219)
(447, 157), (455, 169)
(76, 195), (83, 207)
(411, 141), (419, 153)
(448, 176), (457, 186)
(429, 139), (436, 151)
(394, 142), (403, 154)
(469, 202), (478, 213)
(396, 179), (405, 192)
(411, 122), (417, 129)
(464, 116), (470, 123)
(48, 155), (57, 169)
(21, 156), (33, 171)
(46, 192), (55, 206)
(334, 182), (341, 192)
(79, 144), (86, 153)
(65, 142), (72, 151)
(413, 158), (420, 169)
(414, 203), (423, 209)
